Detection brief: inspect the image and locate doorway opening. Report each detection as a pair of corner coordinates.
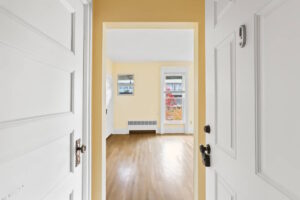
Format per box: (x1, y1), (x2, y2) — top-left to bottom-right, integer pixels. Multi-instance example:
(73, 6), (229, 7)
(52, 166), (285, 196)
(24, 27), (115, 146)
(101, 22), (199, 200)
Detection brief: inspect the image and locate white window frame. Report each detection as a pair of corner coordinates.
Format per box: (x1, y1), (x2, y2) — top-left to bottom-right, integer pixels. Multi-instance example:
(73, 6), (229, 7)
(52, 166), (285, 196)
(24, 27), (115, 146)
(160, 67), (189, 133)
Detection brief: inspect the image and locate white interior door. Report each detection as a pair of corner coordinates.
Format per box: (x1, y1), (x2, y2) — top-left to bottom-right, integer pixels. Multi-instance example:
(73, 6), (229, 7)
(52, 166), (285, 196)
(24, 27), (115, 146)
(0, 0), (85, 199)
(205, 0), (300, 199)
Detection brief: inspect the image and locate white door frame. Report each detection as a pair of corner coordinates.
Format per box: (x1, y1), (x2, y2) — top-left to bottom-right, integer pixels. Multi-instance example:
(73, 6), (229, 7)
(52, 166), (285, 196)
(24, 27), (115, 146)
(160, 67), (189, 134)
(81, 0), (93, 200)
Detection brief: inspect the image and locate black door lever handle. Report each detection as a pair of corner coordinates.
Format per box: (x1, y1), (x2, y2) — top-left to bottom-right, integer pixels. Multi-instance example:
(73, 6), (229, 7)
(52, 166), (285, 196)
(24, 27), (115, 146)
(200, 144), (211, 167)
(200, 144), (211, 154)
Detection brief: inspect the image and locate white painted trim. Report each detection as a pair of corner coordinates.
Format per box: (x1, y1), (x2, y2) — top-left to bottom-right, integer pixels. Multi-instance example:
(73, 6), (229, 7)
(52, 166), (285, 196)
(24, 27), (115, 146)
(193, 24), (199, 200)
(160, 69), (165, 134)
(188, 125), (194, 134)
(163, 127), (185, 134)
(101, 24), (107, 200)
(81, 1), (92, 200)
(185, 67), (190, 134)
(80, 0), (92, 4)
(160, 67), (189, 134)
(106, 74), (114, 139)
(113, 129), (129, 134)
(106, 133), (112, 139)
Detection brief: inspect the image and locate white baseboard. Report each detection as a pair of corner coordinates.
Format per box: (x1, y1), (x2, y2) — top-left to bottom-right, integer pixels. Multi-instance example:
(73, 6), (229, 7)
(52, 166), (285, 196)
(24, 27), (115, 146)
(106, 133), (112, 139)
(113, 128), (129, 134)
(187, 126), (194, 134)
(161, 127), (186, 134)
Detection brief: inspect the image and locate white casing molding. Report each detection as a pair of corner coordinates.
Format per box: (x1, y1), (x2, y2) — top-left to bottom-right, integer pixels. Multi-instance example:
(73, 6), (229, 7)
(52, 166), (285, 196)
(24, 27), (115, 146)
(113, 129), (129, 134)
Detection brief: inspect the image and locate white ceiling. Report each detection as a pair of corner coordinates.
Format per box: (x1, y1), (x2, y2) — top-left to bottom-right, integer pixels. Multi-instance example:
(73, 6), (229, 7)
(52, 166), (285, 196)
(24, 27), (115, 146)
(105, 29), (194, 62)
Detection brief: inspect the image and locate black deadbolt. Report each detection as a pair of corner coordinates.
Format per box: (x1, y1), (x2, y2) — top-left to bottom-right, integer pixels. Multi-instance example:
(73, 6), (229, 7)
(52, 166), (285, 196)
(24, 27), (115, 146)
(204, 125), (211, 134)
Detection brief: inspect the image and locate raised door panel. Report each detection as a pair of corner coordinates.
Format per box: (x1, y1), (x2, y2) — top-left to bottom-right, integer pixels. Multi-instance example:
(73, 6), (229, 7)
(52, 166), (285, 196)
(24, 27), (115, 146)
(216, 174), (236, 200)
(215, 33), (236, 158)
(0, 132), (75, 200)
(0, 0), (76, 51)
(0, 2), (76, 72)
(0, 44), (74, 122)
(256, 0), (300, 199)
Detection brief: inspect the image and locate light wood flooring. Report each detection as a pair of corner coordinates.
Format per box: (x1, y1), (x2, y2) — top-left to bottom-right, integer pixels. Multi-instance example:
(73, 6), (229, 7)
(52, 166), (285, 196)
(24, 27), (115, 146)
(106, 134), (194, 200)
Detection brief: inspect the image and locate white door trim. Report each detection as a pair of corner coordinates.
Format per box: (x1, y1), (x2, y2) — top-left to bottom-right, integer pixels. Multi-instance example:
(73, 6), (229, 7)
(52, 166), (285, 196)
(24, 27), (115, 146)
(82, 1), (93, 200)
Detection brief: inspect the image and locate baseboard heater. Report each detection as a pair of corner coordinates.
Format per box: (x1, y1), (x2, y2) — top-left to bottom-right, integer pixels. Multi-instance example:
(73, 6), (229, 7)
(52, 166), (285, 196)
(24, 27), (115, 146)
(128, 121), (157, 133)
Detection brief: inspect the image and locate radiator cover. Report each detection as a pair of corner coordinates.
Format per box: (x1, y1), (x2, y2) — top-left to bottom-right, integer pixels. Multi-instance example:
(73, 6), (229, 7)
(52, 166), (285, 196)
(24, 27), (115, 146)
(128, 121), (158, 131)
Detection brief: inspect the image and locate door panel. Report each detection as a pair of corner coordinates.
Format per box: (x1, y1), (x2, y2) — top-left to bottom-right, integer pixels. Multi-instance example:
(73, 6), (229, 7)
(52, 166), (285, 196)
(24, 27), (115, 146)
(256, 0), (300, 198)
(0, 45), (72, 122)
(0, 3), (75, 70)
(0, 0), (75, 50)
(0, 0), (84, 199)
(206, 0), (300, 199)
(0, 133), (72, 199)
(216, 174), (236, 200)
(215, 33), (236, 158)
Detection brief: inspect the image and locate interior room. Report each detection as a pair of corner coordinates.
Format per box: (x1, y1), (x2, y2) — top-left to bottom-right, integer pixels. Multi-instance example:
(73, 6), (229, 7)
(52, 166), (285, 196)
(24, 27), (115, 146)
(103, 26), (197, 200)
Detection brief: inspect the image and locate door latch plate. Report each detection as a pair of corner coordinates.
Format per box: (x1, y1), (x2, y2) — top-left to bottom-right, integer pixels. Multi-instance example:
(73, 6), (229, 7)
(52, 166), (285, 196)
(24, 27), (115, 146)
(75, 139), (81, 167)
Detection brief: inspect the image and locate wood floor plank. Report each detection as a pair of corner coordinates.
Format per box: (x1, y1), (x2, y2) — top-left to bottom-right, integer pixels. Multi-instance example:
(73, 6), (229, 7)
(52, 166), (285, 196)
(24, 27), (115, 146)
(106, 134), (194, 200)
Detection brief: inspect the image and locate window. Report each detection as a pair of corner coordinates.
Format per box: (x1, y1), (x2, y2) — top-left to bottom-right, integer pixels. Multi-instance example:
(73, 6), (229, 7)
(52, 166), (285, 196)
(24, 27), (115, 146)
(164, 74), (185, 122)
(118, 74), (134, 95)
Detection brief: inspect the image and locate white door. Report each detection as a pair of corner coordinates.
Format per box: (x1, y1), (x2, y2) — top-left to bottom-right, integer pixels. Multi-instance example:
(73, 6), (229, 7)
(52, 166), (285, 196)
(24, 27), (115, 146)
(0, 0), (85, 199)
(205, 0), (300, 199)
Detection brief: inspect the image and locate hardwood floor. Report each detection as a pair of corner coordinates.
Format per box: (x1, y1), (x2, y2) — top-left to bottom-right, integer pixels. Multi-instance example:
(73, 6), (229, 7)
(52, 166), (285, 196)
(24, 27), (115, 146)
(106, 134), (194, 200)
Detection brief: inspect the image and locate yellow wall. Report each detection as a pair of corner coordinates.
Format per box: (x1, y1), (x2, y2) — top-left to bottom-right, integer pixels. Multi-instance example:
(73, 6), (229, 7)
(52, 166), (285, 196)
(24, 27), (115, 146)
(111, 62), (194, 132)
(92, 1), (205, 200)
